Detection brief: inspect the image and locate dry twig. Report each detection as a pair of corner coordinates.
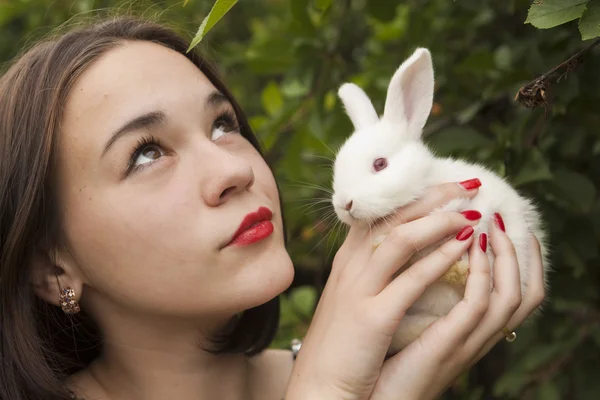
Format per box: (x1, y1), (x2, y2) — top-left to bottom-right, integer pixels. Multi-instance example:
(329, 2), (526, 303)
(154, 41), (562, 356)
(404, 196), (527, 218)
(515, 38), (600, 110)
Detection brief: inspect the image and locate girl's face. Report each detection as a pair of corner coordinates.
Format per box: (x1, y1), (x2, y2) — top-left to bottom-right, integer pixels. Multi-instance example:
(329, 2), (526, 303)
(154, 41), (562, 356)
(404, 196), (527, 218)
(55, 40), (294, 325)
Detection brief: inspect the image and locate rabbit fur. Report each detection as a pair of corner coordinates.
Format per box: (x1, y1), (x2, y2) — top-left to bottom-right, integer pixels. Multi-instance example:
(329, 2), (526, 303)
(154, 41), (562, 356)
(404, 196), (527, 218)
(331, 48), (550, 353)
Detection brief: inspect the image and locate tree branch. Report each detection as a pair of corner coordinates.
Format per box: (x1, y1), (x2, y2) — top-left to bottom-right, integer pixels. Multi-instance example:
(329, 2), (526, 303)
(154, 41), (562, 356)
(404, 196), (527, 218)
(514, 37), (600, 109)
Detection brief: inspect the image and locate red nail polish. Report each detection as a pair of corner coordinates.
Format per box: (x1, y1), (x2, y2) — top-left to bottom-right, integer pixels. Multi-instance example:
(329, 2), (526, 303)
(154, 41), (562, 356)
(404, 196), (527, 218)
(460, 210), (482, 220)
(479, 233), (487, 252)
(456, 226), (474, 241)
(493, 213), (505, 232)
(459, 178), (481, 190)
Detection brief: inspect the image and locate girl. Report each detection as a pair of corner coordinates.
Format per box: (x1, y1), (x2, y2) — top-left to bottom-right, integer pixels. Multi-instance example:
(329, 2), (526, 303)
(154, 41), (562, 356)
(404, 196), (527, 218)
(0, 16), (545, 400)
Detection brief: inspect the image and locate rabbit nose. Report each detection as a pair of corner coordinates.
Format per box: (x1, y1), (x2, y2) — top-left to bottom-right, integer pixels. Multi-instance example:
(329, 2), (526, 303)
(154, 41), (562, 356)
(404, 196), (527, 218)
(345, 200), (353, 211)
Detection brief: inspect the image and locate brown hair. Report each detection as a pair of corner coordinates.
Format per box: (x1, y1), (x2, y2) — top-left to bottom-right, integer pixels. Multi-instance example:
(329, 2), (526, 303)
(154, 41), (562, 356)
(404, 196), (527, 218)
(0, 16), (282, 400)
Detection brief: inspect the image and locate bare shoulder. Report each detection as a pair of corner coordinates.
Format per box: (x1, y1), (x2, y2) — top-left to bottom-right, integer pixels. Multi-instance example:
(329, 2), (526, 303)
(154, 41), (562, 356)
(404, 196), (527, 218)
(248, 348), (295, 399)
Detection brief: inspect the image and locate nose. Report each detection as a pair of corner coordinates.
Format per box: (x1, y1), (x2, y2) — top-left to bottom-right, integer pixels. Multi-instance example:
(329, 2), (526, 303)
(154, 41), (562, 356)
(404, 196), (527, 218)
(345, 200), (353, 211)
(202, 152), (255, 207)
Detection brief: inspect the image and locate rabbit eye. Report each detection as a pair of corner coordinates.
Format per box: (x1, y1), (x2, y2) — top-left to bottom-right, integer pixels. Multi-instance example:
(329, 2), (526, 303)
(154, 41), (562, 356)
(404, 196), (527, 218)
(373, 157), (388, 172)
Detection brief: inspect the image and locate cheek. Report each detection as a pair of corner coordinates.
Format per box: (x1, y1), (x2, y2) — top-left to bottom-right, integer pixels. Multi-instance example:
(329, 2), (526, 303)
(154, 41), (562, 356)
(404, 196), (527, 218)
(247, 151), (279, 200)
(59, 178), (214, 288)
(59, 187), (236, 315)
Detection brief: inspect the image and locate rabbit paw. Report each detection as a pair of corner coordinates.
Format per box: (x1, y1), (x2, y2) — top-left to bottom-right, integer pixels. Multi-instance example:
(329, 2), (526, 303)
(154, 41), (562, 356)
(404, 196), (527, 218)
(440, 259), (469, 286)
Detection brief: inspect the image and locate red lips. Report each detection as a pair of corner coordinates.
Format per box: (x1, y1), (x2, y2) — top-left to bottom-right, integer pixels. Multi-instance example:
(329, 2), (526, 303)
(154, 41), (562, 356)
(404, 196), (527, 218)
(228, 206), (274, 246)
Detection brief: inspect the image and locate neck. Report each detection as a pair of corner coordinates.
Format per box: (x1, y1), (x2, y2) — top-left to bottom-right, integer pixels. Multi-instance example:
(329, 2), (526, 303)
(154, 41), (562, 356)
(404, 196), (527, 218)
(81, 308), (253, 400)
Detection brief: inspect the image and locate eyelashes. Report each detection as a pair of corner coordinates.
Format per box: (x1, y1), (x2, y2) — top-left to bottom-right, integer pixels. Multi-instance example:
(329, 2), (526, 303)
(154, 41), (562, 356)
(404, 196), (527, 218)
(213, 109), (239, 134)
(124, 110), (241, 177)
(125, 135), (165, 176)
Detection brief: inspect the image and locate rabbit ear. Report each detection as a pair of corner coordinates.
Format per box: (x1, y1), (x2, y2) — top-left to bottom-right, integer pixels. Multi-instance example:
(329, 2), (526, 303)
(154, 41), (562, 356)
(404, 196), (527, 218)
(382, 48), (434, 138)
(337, 82), (379, 130)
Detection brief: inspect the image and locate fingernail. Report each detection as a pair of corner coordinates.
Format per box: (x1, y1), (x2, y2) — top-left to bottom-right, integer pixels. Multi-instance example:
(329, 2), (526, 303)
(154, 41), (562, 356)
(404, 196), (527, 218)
(458, 178), (481, 190)
(493, 213), (505, 232)
(456, 226), (474, 241)
(479, 233), (487, 252)
(460, 210), (482, 221)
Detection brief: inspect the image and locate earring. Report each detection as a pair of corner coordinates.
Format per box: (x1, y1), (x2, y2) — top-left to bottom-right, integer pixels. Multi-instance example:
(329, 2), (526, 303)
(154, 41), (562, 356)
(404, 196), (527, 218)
(59, 287), (81, 314)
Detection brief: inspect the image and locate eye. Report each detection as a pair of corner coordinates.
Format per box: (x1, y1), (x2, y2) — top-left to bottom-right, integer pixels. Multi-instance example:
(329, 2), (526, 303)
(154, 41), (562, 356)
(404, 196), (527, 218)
(211, 111), (239, 141)
(133, 144), (164, 167)
(373, 157), (388, 172)
(125, 135), (166, 177)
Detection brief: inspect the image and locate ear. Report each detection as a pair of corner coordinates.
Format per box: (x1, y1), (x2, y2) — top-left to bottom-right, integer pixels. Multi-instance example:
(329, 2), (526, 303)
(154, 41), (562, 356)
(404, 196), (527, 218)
(382, 47), (434, 138)
(29, 246), (83, 308)
(337, 82), (379, 130)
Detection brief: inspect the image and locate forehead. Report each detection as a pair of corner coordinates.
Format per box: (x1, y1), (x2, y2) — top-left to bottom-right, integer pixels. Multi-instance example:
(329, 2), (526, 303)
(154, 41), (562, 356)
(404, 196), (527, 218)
(61, 40), (216, 147)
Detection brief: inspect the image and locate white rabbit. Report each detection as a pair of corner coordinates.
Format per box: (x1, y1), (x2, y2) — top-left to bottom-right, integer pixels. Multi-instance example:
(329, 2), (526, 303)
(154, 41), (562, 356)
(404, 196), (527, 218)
(331, 47), (550, 353)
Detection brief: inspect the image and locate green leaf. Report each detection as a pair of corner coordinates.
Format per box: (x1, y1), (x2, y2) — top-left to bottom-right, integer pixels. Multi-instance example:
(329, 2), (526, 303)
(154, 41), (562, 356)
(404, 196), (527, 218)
(592, 199), (600, 239)
(522, 344), (564, 371)
(291, 0), (313, 30)
(261, 81), (283, 116)
(456, 101), (484, 124)
(187, 0), (239, 52)
(494, 368), (530, 396)
(525, 0), (588, 29)
(511, 148), (553, 187)
(550, 169), (597, 213)
(494, 44), (513, 70)
(561, 243), (588, 278)
(467, 387), (484, 400)
(579, 0), (600, 40)
(564, 217), (599, 260)
(367, 0), (398, 22)
(455, 49), (496, 74)
(313, 0), (332, 11)
(324, 90), (336, 111)
(426, 127), (494, 155)
(248, 115), (269, 132)
(278, 295), (301, 326)
(281, 71), (313, 97)
(258, 99), (303, 152)
(290, 286), (317, 317)
(552, 297), (590, 312)
(0, 2), (25, 27)
(536, 381), (562, 400)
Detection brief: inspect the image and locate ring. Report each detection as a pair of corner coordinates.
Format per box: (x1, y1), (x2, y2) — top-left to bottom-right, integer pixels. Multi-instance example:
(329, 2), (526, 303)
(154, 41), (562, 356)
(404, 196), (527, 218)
(502, 327), (517, 342)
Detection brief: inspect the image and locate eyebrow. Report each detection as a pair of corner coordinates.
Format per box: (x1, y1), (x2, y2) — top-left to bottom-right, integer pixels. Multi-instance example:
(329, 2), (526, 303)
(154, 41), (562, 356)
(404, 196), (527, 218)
(205, 91), (230, 110)
(102, 110), (166, 158)
(101, 91), (231, 158)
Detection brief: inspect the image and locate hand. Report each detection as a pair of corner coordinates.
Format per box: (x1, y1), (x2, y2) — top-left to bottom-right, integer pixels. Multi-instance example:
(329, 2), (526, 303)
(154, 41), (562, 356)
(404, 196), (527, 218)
(285, 181), (485, 400)
(369, 218), (546, 399)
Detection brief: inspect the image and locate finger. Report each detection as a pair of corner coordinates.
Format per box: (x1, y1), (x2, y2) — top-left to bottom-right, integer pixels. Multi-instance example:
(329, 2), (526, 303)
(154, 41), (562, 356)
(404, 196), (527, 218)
(467, 233), (546, 366)
(488, 213), (521, 298)
(522, 232), (547, 312)
(328, 219), (380, 287)
(482, 213), (522, 329)
(328, 226), (368, 282)
(375, 225), (476, 321)
(452, 214), (522, 354)
(376, 179), (481, 228)
(422, 232), (491, 354)
(369, 234), (489, 400)
(362, 211), (481, 294)
(459, 214), (524, 355)
(332, 180), (481, 283)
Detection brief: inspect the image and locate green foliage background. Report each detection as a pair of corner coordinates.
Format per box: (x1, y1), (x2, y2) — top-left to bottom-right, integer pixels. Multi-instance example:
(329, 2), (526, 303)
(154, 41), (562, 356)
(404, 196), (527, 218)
(2, 0), (600, 398)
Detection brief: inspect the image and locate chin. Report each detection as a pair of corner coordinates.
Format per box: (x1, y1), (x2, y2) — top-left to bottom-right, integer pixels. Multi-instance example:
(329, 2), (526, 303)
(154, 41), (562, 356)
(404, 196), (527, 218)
(235, 244), (295, 309)
(261, 248), (294, 295)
